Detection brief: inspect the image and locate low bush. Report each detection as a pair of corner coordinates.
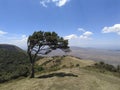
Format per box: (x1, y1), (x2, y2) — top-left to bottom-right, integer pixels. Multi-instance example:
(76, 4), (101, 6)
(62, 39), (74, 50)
(62, 65), (67, 68)
(34, 65), (44, 72)
(76, 64), (80, 67)
(94, 61), (120, 73)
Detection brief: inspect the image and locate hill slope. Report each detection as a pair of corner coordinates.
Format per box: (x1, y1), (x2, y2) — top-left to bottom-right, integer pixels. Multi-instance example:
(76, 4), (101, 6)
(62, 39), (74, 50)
(0, 56), (120, 90)
(0, 44), (23, 51)
(0, 44), (29, 83)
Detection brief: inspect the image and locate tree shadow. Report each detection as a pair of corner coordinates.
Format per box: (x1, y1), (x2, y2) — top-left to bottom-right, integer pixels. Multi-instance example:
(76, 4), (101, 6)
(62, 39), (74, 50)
(37, 72), (78, 79)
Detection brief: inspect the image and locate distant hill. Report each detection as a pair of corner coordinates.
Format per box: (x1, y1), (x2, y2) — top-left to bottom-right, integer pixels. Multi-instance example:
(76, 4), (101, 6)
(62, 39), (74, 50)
(0, 44), (23, 51)
(0, 44), (29, 83)
(0, 56), (120, 90)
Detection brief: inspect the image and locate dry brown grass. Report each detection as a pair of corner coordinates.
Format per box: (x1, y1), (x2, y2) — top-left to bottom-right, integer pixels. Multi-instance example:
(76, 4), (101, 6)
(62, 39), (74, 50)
(0, 56), (120, 90)
(36, 56), (95, 69)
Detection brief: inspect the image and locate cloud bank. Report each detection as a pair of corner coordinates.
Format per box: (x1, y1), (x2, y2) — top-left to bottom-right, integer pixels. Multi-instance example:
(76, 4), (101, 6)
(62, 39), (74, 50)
(64, 28), (93, 40)
(40, 0), (69, 7)
(64, 28), (94, 47)
(102, 24), (120, 35)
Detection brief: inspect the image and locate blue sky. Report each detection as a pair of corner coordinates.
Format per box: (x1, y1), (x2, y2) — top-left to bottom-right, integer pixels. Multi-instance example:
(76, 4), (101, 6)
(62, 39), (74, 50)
(0, 0), (120, 49)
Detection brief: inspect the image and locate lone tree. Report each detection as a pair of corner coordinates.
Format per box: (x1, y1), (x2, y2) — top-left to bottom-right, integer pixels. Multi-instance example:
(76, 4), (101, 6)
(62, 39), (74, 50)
(27, 31), (69, 78)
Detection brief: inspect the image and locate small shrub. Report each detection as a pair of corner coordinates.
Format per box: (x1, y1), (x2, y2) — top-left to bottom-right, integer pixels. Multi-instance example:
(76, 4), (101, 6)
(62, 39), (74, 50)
(76, 64), (80, 67)
(63, 55), (66, 57)
(70, 62), (74, 68)
(62, 65), (67, 68)
(49, 66), (60, 71)
(34, 65), (44, 72)
(99, 61), (105, 65)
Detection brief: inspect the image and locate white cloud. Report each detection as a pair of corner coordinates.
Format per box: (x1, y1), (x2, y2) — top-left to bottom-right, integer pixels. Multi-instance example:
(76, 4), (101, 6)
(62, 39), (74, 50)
(22, 35), (27, 38)
(12, 35), (28, 49)
(64, 31), (93, 40)
(80, 31), (93, 40)
(83, 31), (93, 36)
(53, 0), (69, 7)
(40, 0), (69, 7)
(40, 0), (50, 8)
(78, 28), (85, 32)
(64, 34), (78, 40)
(0, 30), (7, 36)
(64, 31), (93, 47)
(0, 33), (28, 49)
(102, 24), (120, 35)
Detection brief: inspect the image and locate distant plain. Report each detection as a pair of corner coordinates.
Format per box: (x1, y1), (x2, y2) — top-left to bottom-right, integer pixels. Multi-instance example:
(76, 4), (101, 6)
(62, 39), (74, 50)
(46, 47), (120, 66)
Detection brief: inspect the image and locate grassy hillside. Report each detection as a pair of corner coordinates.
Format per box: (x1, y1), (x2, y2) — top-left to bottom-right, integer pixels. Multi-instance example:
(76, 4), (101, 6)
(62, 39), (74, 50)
(0, 44), (30, 83)
(0, 56), (120, 90)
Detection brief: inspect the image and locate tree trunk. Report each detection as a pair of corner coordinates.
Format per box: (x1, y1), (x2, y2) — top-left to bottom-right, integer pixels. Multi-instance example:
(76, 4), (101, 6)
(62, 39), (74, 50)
(30, 63), (35, 78)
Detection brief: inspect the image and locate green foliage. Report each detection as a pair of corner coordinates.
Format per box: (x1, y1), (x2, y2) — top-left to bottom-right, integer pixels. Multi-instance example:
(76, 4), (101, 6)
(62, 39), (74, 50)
(34, 65), (44, 72)
(94, 62), (118, 72)
(0, 45), (30, 83)
(27, 31), (69, 50)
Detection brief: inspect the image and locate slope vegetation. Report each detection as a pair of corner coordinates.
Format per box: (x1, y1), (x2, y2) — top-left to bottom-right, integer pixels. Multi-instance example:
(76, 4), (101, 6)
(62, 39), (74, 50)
(0, 44), (29, 83)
